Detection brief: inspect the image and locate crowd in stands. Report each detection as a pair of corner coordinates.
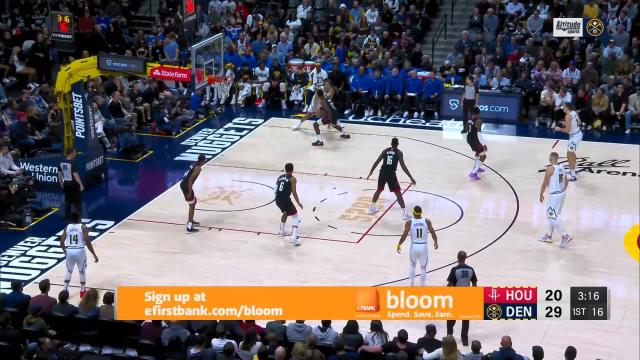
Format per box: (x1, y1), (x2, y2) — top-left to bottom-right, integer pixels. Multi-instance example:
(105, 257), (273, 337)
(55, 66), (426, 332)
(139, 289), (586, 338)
(1, 280), (580, 360)
(456, 0), (639, 133)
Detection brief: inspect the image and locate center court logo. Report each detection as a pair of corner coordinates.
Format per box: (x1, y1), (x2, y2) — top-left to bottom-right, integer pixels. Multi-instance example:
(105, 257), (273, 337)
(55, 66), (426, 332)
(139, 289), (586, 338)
(537, 157), (639, 178)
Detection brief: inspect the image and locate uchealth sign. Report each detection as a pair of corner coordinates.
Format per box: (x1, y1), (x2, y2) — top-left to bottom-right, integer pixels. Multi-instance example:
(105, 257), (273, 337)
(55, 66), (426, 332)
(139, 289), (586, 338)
(440, 89), (521, 124)
(149, 65), (192, 82)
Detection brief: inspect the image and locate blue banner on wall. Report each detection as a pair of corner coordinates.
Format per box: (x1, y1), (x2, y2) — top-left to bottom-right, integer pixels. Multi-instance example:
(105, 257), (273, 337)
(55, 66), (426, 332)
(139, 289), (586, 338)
(440, 89), (522, 124)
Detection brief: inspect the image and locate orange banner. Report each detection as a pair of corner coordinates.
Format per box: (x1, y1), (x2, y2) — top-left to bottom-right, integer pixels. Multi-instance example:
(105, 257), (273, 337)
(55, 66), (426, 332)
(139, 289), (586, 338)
(116, 286), (484, 320)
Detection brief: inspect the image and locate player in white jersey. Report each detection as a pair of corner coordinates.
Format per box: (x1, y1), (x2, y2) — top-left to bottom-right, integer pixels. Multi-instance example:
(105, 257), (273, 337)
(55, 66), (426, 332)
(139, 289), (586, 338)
(555, 103), (582, 181)
(396, 206), (438, 286)
(539, 152), (573, 248)
(59, 211), (99, 298)
(253, 62), (270, 107)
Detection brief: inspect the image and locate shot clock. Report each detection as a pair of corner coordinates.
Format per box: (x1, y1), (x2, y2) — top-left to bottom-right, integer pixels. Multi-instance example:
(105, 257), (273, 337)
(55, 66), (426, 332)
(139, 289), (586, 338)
(50, 11), (74, 48)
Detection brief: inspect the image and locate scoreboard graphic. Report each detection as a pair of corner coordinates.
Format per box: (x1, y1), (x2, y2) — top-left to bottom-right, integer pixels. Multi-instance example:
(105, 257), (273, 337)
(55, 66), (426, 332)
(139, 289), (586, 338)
(482, 286), (610, 320)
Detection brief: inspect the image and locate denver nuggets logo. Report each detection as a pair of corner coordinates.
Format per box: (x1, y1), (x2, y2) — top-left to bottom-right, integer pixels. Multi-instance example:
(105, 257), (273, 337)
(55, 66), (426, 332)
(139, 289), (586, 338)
(586, 19), (604, 37)
(486, 304), (502, 320)
(273, 71), (281, 78)
(201, 186), (248, 205)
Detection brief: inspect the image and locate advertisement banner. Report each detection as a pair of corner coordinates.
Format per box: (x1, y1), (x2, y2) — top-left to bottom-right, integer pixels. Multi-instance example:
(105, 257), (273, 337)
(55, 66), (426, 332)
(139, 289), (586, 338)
(440, 90), (521, 124)
(149, 65), (192, 82)
(98, 54), (147, 75)
(553, 18), (584, 37)
(70, 80), (93, 152)
(117, 286), (488, 320)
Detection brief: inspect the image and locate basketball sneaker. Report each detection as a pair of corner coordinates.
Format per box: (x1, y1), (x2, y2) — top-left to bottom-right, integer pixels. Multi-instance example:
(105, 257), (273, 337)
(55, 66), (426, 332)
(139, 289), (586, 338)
(192, 221), (200, 227)
(279, 230), (290, 236)
(413, 112), (419, 118)
(292, 121), (302, 130)
(468, 172), (481, 180)
(477, 168), (485, 173)
(312, 140), (324, 146)
(367, 206), (379, 215)
(403, 111), (409, 118)
(80, 290), (86, 299)
(340, 133), (351, 139)
(559, 235), (573, 248)
(538, 234), (553, 242)
(186, 227), (200, 234)
(281, 99), (287, 109)
(567, 175), (577, 182)
(291, 236), (301, 246)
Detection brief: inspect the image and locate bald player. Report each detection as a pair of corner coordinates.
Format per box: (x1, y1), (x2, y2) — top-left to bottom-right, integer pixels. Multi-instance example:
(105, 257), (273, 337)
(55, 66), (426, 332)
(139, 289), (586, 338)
(180, 154), (207, 233)
(311, 88), (351, 146)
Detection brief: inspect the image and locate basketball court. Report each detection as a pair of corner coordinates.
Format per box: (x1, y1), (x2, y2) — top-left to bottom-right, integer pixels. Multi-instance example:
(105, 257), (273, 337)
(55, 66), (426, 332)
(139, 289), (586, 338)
(25, 117), (639, 359)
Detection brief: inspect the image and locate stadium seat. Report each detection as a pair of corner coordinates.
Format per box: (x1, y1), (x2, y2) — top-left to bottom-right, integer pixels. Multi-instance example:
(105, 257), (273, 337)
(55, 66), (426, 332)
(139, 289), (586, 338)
(0, 340), (21, 360)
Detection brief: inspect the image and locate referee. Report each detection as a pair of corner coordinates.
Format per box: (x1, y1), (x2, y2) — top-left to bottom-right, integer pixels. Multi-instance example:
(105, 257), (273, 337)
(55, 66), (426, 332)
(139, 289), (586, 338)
(460, 77), (479, 133)
(446, 250), (477, 347)
(57, 149), (84, 222)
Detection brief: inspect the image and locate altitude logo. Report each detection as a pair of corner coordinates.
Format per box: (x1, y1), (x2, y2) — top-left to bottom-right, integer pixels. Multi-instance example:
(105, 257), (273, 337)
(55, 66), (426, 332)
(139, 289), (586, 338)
(553, 18), (584, 37)
(538, 157), (639, 178)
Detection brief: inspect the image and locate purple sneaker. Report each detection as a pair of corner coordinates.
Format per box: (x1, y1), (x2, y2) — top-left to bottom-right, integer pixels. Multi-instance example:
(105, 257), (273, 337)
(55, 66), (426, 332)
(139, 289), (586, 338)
(469, 172), (481, 180)
(477, 168), (485, 173)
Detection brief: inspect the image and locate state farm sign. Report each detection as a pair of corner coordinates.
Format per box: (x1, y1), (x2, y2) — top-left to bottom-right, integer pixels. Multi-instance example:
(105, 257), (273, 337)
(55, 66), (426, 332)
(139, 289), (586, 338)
(149, 65), (192, 82)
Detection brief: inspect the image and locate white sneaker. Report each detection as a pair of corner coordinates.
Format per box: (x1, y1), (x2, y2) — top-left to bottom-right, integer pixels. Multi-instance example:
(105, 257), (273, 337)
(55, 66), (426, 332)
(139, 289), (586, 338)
(281, 100), (287, 109)
(559, 235), (573, 248)
(625, 129), (630, 134)
(434, 112), (438, 119)
(402, 213), (411, 220)
(551, 122), (556, 129)
(538, 234), (553, 242)
(344, 109), (352, 115)
(567, 174), (577, 182)
(403, 111), (409, 118)
(367, 206), (379, 215)
(292, 121), (302, 130)
(602, 125), (607, 131)
(378, 110), (382, 116)
(292, 236), (301, 246)
(420, 112), (425, 118)
(413, 112), (419, 118)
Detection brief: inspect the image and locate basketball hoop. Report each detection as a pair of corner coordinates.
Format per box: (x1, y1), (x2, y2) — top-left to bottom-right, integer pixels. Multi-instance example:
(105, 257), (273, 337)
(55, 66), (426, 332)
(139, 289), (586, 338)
(208, 75), (234, 101)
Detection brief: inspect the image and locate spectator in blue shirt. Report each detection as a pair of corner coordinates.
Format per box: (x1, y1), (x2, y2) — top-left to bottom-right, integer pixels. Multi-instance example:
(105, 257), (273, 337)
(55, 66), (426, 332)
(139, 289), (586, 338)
(350, 0), (365, 23)
(368, 68), (387, 116)
(252, 33), (267, 58)
(386, 67), (404, 115)
(404, 70), (423, 118)
(163, 33), (180, 64)
(241, 52), (258, 69)
(3, 280), (31, 313)
(472, 68), (489, 89)
(346, 66), (371, 115)
(422, 75), (444, 119)
(225, 47), (243, 70)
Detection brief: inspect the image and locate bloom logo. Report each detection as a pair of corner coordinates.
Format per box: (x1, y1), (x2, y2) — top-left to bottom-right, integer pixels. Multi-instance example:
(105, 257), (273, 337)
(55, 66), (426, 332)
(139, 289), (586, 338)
(449, 99), (460, 110)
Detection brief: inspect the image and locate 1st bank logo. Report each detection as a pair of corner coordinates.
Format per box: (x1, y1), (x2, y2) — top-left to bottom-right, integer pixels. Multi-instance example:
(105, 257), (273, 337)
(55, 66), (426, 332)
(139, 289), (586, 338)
(538, 157), (639, 178)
